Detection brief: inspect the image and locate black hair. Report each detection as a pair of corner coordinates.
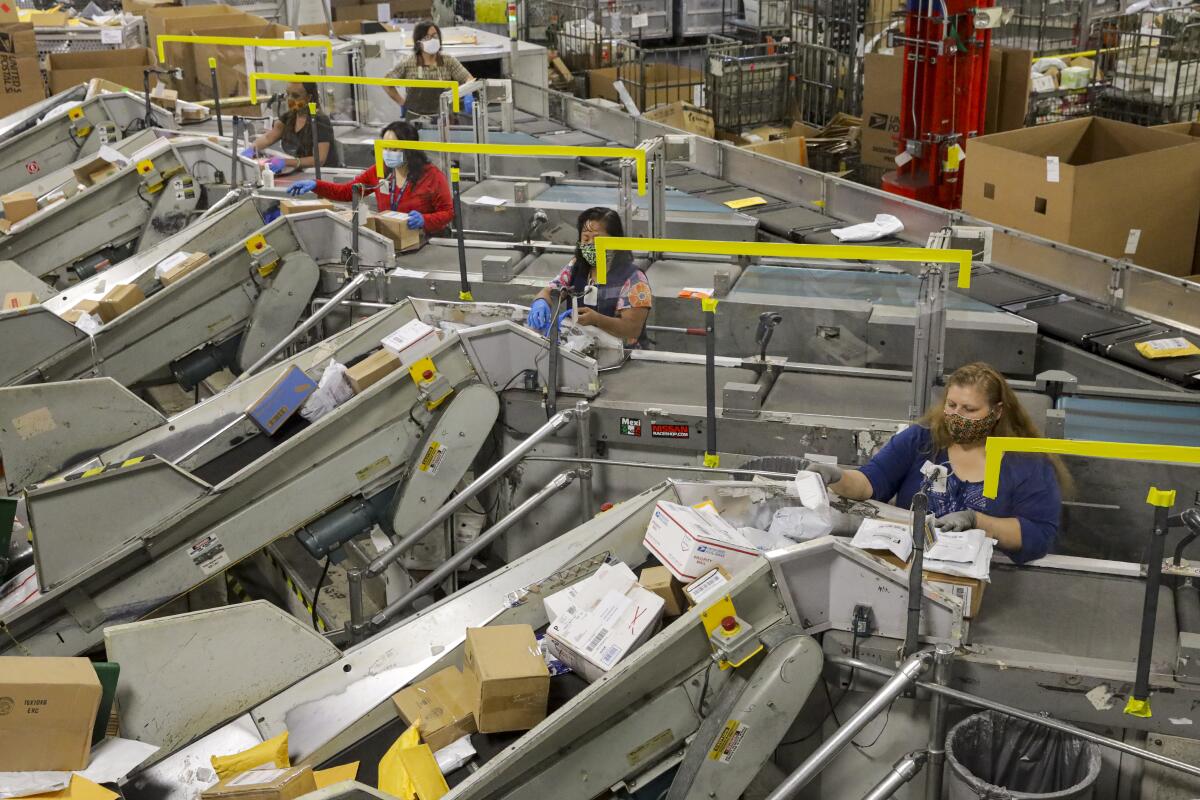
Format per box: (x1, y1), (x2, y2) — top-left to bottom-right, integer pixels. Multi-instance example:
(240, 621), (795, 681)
(290, 71), (320, 114)
(569, 206), (623, 288)
(412, 20), (444, 65)
(380, 119), (429, 184)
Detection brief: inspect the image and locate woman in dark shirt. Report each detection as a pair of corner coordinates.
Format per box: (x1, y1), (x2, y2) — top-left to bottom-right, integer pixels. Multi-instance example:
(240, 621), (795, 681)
(244, 74), (337, 173)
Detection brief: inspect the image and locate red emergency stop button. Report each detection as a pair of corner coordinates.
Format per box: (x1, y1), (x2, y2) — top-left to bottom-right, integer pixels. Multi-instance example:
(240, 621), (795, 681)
(721, 616), (738, 632)
(422, 369), (434, 380)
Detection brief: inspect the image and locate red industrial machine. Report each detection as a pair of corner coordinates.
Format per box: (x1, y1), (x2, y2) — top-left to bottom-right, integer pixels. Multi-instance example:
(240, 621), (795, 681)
(881, 0), (998, 208)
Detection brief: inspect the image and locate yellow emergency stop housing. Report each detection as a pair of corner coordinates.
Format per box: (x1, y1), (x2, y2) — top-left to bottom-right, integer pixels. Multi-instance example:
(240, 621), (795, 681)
(701, 595), (763, 670)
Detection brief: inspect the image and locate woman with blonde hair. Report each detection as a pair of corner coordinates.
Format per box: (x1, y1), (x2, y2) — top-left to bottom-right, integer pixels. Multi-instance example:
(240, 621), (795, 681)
(809, 362), (1066, 564)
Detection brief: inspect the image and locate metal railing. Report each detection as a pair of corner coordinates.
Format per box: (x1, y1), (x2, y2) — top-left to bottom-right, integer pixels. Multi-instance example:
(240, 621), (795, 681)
(1095, 9), (1200, 126)
(706, 41), (797, 130)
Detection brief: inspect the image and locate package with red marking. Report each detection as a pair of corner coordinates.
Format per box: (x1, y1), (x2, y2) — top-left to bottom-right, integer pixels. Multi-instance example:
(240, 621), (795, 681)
(544, 573), (664, 683)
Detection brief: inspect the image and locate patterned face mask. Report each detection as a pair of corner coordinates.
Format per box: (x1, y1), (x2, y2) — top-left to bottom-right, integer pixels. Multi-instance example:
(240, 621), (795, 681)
(944, 407), (1000, 444)
(579, 242), (597, 266)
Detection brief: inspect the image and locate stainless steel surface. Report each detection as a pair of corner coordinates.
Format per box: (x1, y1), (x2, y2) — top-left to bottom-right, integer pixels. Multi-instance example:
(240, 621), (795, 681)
(574, 400), (595, 523)
(863, 752), (929, 800)
(925, 643), (953, 800)
(767, 651), (933, 800)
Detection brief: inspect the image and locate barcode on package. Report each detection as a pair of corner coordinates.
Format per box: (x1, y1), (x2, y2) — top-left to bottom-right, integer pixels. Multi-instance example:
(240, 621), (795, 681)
(585, 627), (609, 652)
(599, 643), (622, 666)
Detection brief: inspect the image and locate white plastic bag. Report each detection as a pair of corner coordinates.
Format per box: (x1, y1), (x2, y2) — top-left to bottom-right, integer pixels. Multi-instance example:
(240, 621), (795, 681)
(300, 361), (353, 423)
(830, 214), (904, 242)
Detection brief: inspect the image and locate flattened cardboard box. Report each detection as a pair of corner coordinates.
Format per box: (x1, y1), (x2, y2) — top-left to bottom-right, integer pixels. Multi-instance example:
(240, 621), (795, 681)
(201, 765), (317, 800)
(0, 656), (102, 771)
(962, 117), (1200, 277)
(392, 666), (477, 751)
(462, 624), (549, 734)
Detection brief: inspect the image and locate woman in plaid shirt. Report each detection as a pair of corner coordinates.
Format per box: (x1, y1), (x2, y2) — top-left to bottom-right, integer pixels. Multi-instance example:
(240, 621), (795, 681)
(527, 207), (653, 348)
(384, 20), (475, 118)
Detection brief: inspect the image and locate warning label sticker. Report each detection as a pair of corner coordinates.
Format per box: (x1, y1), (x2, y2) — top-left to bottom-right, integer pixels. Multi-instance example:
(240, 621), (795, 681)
(708, 719), (749, 763)
(419, 441), (447, 475)
(187, 533), (230, 576)
(651, 423), (690, 439)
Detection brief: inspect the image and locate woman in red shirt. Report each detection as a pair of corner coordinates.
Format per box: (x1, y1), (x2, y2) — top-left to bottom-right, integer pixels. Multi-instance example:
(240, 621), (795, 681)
(286, 120), (453, 236)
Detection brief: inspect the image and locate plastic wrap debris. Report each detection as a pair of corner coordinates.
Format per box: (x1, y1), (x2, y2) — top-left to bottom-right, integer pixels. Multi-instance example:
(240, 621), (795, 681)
(737, 526), (792, 552)
(766, 469), (835, 541)
(433, 736), (476, 775)
(535, 634), (572, 676)
(75, 314), (102, 336)
(300, 362), (353, 423)
(0, 773), (71, 799)
(945, 711), (1100, 797)
(830, 214), (903, 242)
(0, 565), (37, 616)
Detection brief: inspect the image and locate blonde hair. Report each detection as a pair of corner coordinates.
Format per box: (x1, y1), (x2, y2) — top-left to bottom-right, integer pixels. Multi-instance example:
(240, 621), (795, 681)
(921, 362), (1072, 493)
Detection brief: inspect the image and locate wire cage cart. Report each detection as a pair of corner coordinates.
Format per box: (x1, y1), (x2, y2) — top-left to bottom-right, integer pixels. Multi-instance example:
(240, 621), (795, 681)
(1094, 8), (1200, 126)
(722, 0), (793, 41)
(705, 40), (796, 130)
(543, 0), (673, 73)
(792, 0), (900, 125)
(33, 17), (145, 59)
(603, 35), (738, 111)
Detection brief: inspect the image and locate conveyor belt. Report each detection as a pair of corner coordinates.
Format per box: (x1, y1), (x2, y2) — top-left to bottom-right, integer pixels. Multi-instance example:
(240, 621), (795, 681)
(729, 266), (997, 313)
(597, 360), (761, 405)
(961, 270), (1057, 308)
(665, 172), (735, 193)
(514, 119), (571, 135)
(700, 187), (787, 208)
(1016, 300), (1147, 345)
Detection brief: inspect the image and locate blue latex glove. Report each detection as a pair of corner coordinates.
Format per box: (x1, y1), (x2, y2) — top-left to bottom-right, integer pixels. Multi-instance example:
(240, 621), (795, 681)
(527, 298), (550, 331)
(287, 179), (317, 196)
(239, 146), (256, 158)
(262, 207), (281, 224)
(406, 210), (425, 230)
(551, 309), (572, 330)
(462, 93), (474, 114)
(267, 156), (288, 174)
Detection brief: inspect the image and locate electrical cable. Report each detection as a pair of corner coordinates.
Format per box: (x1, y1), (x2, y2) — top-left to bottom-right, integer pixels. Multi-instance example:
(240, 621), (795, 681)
(698, 659), (715, 717)
(777, 629), (860, 746)
(311, 556), (331, 631)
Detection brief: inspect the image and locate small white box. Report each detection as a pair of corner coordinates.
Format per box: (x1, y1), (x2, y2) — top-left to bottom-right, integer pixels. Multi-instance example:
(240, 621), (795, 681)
(546, 583), (664, 682)
(543, 562), (638, 624)
(380, 319), (442, 367)
(643, 500), (761, 582)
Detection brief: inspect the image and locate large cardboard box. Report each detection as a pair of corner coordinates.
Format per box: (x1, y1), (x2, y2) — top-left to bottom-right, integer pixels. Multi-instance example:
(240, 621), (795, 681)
(643, 500), (761, 582)
(861, 53), (903, 170)
(0, 656), (102, 771)
(588, 64), (703, 110)
(147, 6), (255, 98)
(201, 766), (317, 800)
(0, 2), (17, 24)
(0, 21), (35, 56)
(189, 19), (283, 103)
(986, 47), (1033, 134)
(123, 0), (179, 14)
(391, 666), (477, 751)
(642, 101), (714, 138)
(0, 53), (46, 116)
(963, 117), (1200, 277)
(48, 49), (157, 94)
(462, 625), (549, 734)
(874, 552), (985, 617)
(1155, 121), (1200, 273)
(333, 0), (430, 21)
(742, 136), (808, 167)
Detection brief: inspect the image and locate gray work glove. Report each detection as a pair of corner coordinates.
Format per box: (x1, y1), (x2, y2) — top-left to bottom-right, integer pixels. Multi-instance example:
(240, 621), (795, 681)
(934, 509), (977, 531)
(806, 462), (843, 486)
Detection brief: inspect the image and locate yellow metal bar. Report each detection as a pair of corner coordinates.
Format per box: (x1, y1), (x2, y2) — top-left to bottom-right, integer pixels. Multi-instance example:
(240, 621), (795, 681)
(983, 437), (1200, 498)
(593, 237), (973, 286)
(156, 36), (334, 67)
(249, 72), (459, 110)
(374, 140), (647, 195)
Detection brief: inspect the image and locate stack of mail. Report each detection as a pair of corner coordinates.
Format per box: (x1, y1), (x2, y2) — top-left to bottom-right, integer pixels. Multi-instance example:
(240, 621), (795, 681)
(924, 529), (994, 581)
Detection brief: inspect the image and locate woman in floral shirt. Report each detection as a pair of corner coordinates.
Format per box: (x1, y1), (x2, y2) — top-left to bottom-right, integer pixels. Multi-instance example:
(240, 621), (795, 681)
(527, 207), (653, 348)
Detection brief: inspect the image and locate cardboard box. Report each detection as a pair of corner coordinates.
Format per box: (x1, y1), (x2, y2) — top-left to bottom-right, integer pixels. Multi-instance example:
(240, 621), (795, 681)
(873, 552), (985, 617)
(3, 290), (35, 309)
(588, 64), (703, 110)
(332, 0), (430, 22)
(148, 6), (256, 98)
(246, 364), (317, 435)
(201, 766), (317, 800)
(861, 53), (903, 170)
(188, 19), (283, 103)
(391, 666), (477, 751)
(0, 656), (102, 771)
(462, 625), (549, 733)
(544, 563), (638, 624)
(742, 136), (808, 168)
(150, 85), (178, 110)
(683, 565), (731, 608)
(299, 20), (368, 35)
(157, 251), (210, 285)
(986, 46), (1033, 134)
(346, 348), (401, 394)
(644, 500), (761, 582)
(380, 319), (442, 367)
(962, 117), (1200, 277)
(29, 10), (69, 26)
(639, 565), (685, 617)
(74, 155), (125, 188)
(48, 48), (157, 95)
(122, 0), (179, 14)
(0, 21), (35, 56)
(97, 284), (145, 322)
(367, 211), (424, 253)
(279, 197), (335, 216)
(60, 298), (101, 325)
(1155, 121), (1200, 273)
(0, 53), (44, 117)
(546, 582), (664, 682)
(0, 2), (17, 24)
(642, 101), (714, 138)
(2, 190), (37, 224)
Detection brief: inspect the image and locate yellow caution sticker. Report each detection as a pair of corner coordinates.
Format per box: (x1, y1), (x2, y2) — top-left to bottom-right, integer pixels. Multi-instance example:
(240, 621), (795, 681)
(418, 441), (446, 475)
(708, 719), (750, 762)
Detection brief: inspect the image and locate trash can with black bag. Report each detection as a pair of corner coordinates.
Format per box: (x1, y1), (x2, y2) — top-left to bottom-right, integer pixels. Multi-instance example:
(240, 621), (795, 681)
(945, 710), (1101, 799)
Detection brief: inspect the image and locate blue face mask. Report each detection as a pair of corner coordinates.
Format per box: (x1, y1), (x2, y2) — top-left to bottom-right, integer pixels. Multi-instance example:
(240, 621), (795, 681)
(383, 149), (405, 169)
